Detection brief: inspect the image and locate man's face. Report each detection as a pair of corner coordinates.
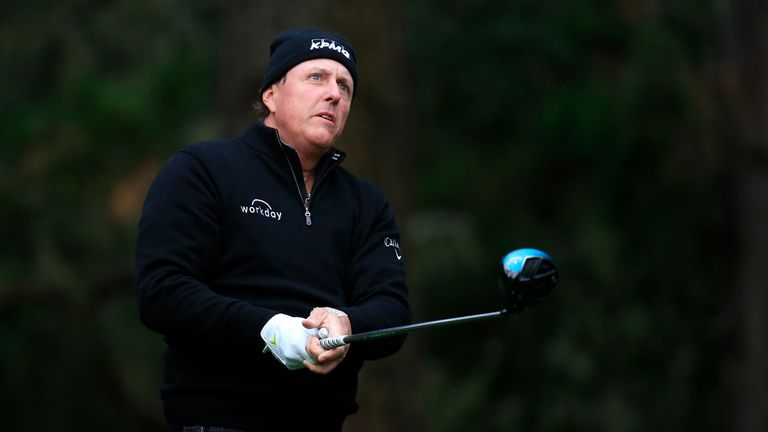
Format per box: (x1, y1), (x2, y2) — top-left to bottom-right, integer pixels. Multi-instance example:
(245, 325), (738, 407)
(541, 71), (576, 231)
(263, 58), (354, 155)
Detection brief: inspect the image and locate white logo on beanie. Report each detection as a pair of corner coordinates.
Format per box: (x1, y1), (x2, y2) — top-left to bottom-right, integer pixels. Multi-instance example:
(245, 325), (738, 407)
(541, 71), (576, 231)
(310, 38), (351, 59)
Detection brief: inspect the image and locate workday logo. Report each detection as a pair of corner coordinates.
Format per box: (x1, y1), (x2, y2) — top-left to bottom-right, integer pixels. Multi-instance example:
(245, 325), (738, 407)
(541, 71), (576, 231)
(310, 39), (351, 59)
(241, 199), (282, 221)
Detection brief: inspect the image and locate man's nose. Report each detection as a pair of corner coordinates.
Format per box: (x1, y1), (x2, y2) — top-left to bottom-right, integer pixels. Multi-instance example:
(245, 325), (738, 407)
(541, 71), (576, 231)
(325, 82), (342, 103)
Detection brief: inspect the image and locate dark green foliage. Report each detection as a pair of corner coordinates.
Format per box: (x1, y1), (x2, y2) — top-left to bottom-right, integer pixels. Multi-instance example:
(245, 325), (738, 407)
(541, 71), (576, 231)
(405, 0), (728, 430)
(0, 1), (214, 430)
(0, 0), (739, 430)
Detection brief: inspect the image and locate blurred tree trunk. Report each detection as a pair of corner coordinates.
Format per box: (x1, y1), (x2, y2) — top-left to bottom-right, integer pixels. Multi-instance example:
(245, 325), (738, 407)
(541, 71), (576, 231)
(724, 0), (768, 431)
(214, 2), (421, 431)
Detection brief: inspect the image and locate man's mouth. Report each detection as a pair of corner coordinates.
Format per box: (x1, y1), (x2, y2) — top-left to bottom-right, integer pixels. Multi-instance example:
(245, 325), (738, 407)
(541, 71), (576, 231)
(317, 112), (335, 123)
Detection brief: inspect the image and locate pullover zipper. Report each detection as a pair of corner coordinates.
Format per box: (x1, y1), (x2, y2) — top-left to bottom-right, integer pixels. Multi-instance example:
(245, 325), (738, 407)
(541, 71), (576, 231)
(276, 132), (343, 226)
(281, 147), (312, 226)
(303, 165), (338, 225)
(304, 195), (312, 226)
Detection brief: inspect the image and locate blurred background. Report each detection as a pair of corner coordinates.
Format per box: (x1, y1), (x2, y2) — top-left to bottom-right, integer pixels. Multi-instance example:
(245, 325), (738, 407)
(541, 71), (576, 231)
(1, 0), (766, 431)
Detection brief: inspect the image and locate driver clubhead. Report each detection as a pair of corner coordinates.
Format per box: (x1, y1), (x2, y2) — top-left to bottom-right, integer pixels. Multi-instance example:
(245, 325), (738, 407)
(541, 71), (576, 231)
(500, 248), (559, 314)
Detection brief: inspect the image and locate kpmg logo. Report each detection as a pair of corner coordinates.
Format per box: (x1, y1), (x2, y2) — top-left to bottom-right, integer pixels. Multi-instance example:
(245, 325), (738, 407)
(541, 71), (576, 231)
(310, 39), (351, 59)
(241, 199), (282, 221)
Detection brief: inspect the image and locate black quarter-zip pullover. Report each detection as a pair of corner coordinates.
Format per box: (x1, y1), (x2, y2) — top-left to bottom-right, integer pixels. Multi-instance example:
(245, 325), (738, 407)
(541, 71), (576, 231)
(135, 122), (410, 430)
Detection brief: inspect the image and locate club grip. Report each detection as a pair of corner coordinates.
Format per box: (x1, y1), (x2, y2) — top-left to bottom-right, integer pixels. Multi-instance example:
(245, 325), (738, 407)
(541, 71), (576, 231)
(319, 335), (348, 349)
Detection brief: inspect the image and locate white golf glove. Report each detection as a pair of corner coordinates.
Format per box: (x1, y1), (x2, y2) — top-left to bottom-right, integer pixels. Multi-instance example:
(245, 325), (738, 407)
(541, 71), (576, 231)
(260, 313), (319, 370)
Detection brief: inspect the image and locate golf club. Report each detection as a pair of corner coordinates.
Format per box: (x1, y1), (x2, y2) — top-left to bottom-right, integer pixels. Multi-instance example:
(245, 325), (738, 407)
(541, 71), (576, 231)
(319, 248), (559, 350)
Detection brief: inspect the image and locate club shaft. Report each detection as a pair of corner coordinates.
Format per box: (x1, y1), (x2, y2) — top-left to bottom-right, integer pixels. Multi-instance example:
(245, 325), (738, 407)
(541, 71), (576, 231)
(320, 309), (507, 349)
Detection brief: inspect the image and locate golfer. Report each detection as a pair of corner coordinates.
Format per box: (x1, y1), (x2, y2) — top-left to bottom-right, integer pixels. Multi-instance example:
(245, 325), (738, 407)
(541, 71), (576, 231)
(135, 28), (411, 431)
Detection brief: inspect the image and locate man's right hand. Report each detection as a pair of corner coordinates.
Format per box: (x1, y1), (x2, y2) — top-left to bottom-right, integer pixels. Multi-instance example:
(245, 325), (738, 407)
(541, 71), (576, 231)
(302, 307), (351, 374)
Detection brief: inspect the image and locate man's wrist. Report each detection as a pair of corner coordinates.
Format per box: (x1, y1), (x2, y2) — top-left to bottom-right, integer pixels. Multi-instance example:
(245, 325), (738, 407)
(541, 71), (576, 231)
(322, 307), (348, 318)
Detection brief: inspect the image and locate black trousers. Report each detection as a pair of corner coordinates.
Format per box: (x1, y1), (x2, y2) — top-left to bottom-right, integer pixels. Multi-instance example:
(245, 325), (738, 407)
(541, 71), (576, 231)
(179, 417), (345, 432)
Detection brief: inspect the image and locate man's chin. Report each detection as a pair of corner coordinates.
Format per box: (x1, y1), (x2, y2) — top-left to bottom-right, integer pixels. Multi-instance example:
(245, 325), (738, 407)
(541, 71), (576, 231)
(307, 131), (340, 150)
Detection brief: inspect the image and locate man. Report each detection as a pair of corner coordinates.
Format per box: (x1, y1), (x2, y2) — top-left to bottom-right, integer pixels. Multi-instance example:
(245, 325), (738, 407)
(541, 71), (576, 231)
(135, 28), (411, 431)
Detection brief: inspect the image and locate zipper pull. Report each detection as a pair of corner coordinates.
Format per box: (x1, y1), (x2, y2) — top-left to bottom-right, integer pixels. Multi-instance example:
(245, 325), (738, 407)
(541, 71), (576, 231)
(304, 197), (312, 226)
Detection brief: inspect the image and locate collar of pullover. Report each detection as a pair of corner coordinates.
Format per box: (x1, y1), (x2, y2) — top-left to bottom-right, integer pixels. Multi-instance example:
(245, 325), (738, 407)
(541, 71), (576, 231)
(240, 122), (346, 177)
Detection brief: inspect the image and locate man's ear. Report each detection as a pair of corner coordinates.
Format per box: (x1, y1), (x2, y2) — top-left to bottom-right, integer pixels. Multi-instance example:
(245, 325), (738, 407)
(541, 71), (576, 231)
(262, 86), (277, 113)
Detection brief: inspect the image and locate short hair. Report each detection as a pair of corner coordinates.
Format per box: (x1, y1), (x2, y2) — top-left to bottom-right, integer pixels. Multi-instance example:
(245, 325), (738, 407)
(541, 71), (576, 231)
(252, 99), (269, 121)
(252, 75), (286, 121)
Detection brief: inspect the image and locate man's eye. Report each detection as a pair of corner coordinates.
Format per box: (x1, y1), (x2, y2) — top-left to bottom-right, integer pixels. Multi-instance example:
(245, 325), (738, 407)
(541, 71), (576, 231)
(309, 74), (322, 81)
(339, 83), (350, 93)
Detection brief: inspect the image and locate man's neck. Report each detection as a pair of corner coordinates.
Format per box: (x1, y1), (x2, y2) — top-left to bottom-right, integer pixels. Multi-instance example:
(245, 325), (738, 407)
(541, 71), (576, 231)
(272, 129), (321, 192)
(298, 153), (317, 193)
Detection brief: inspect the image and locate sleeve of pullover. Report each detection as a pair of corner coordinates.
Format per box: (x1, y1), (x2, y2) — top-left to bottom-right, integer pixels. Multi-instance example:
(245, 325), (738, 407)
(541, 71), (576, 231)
(341, 188), (412, 360)
(135, 150), (274, 353)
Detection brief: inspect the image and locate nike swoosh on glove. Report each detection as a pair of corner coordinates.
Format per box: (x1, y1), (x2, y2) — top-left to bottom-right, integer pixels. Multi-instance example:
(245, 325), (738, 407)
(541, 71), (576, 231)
(260, 313), (319, 370)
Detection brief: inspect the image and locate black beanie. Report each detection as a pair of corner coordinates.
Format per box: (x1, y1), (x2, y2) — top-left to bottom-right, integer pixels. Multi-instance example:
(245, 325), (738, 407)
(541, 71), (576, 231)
(259, 28), (358, 98)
